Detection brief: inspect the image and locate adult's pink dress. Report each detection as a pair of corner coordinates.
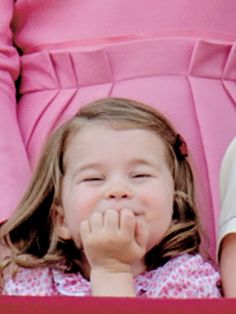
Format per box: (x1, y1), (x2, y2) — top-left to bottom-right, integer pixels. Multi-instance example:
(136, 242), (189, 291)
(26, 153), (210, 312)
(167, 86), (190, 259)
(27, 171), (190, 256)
(1, 0), (236, 259)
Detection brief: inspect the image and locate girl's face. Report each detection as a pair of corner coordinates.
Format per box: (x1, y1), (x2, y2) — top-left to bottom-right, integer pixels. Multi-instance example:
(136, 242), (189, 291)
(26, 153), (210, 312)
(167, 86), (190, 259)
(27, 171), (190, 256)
(58, 124), (174, 253)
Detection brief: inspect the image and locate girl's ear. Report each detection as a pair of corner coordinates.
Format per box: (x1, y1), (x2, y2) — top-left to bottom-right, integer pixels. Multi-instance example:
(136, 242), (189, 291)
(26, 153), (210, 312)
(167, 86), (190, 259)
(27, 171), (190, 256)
(54, 205), (72, 240)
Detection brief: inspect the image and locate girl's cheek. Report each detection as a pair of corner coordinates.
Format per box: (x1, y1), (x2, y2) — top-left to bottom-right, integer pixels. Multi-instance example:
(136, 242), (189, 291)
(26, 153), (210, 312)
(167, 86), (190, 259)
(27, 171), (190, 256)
(73, 233), (83, 249)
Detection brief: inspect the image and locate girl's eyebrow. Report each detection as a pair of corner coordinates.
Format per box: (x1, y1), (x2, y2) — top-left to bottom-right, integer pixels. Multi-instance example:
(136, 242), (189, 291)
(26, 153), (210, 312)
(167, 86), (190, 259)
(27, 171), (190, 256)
(128, 159), (160, 167)
(77, 162), (102, 170)
(72, 162), (102, 177)
(129, 159), (163, 172)
(129, 159), (153, 165)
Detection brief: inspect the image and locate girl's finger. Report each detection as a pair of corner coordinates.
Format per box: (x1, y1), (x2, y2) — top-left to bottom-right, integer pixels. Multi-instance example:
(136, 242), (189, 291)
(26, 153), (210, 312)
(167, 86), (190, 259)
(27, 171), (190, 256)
(104, 209), (119, 230)
(79, 219), (91, 242)
(135, 220), (148, 249)
(120, 209), (135, 237)
(89, 212), (103, 231)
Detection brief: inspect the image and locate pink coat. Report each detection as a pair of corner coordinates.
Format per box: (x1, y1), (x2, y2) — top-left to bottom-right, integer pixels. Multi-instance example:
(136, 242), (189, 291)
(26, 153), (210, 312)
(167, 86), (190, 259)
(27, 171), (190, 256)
(1, 0), (236, 260)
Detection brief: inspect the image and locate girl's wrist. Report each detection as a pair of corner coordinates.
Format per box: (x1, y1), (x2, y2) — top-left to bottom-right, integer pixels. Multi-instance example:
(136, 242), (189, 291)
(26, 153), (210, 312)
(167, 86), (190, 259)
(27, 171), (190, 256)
(90, 260), (133, 274)
(90, 267), (135, 297)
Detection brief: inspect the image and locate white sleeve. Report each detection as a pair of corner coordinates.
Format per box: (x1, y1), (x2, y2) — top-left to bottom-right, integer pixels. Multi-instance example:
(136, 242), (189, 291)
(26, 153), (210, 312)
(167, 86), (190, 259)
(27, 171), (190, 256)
(218, 136), (236, 255)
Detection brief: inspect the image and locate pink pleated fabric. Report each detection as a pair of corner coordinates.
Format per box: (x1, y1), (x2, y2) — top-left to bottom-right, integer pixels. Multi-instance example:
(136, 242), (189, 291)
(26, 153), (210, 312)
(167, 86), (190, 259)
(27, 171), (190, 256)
(1, 0), (236, 260)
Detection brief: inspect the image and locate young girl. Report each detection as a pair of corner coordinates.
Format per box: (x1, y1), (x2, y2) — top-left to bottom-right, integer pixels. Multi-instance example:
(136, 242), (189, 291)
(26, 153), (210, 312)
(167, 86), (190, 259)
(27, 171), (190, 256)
(0, 98), (221, 298)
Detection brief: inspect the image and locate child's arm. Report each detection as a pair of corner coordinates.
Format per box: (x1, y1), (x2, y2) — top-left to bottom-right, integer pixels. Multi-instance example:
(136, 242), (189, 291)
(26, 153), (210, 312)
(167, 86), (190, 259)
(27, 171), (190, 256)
(220, 234), (236, 297)
(90, 268), (135, 297)
(218, 136), (236, 297)
(80, 209), (148, 297)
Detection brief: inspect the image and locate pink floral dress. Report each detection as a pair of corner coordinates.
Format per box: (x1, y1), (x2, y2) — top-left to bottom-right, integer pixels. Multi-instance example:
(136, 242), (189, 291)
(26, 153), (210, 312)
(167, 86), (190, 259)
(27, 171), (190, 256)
(2, 254), (221, 298)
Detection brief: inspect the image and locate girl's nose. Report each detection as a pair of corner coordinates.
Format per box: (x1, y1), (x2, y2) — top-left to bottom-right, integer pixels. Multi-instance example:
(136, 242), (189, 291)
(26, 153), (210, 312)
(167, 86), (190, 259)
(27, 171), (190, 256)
(104, 183), (133, 199)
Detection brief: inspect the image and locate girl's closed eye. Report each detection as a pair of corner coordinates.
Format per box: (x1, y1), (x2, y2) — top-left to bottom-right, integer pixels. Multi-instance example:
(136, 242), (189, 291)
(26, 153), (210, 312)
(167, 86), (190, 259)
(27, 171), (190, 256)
(83, 176), (104, 182)
(131, 173), (152, 179)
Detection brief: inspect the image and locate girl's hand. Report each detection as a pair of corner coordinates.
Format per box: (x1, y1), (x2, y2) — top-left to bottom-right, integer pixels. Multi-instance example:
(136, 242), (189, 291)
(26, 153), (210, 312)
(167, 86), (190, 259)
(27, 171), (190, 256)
(79, 209), (148, 273)
(79, 209), (148, 297)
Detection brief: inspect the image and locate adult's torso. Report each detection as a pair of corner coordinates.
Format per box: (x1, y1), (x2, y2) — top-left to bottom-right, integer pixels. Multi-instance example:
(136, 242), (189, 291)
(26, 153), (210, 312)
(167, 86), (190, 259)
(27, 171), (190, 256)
(13, 0), (236, 53)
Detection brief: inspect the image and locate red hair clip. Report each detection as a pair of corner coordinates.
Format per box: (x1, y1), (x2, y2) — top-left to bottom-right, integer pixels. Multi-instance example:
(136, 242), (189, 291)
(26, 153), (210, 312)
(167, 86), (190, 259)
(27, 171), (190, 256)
(173, 134), (188, 161)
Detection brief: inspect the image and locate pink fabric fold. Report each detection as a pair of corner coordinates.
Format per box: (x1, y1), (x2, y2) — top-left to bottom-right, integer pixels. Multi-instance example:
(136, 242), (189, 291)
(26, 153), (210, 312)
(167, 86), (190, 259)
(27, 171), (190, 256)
(20, 38), (236, 90)
(0, 1), (31, 221)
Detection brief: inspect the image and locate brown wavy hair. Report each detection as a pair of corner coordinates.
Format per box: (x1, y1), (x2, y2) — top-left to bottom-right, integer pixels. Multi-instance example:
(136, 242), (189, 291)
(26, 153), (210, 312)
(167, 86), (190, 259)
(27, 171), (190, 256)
(0, 97), (201, 280)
